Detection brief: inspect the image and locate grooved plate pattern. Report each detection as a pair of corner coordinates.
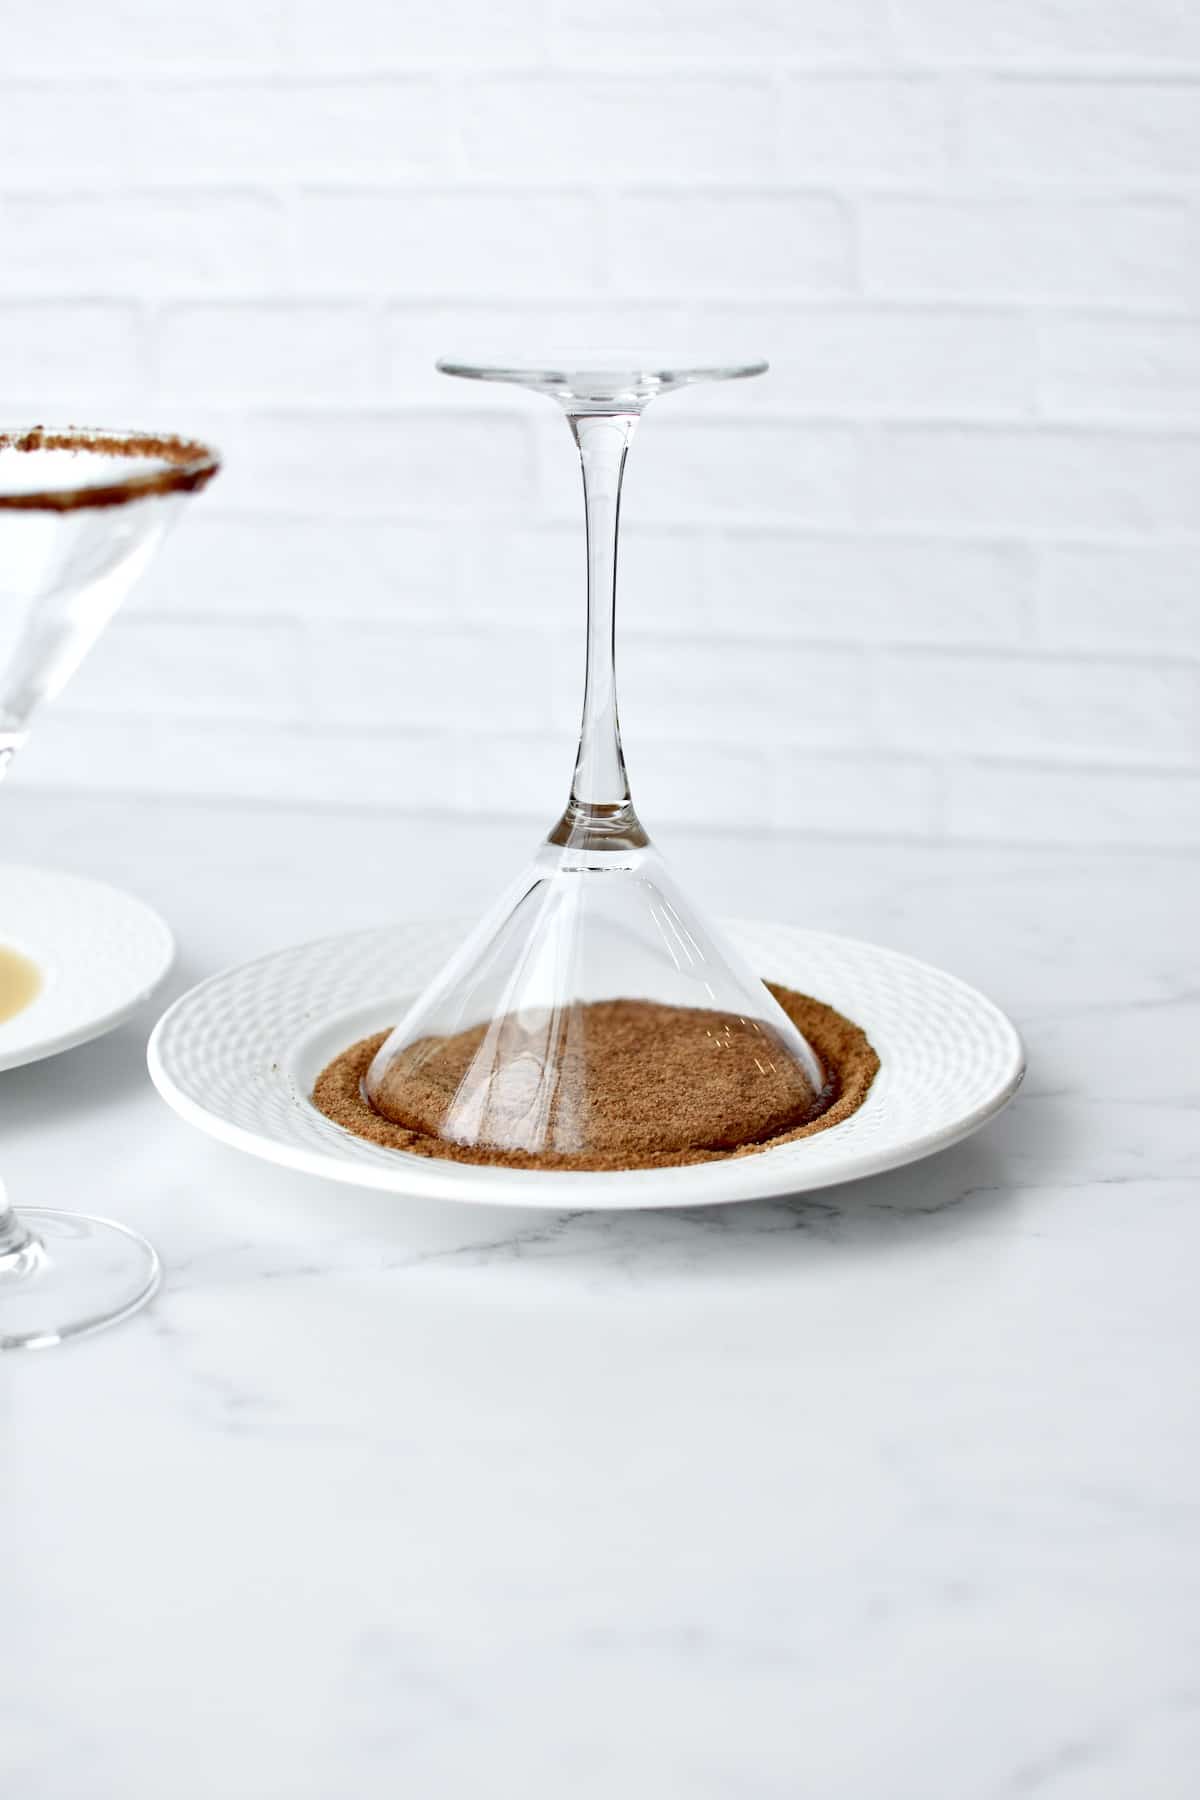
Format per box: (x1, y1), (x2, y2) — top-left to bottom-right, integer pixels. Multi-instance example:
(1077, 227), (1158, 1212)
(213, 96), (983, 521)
(1, 864), (175, 1073)
(148, 921), (1025, 1210)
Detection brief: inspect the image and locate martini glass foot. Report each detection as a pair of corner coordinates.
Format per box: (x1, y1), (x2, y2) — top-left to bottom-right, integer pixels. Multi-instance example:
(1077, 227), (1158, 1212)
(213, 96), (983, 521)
(0, 1208), (160, 1350)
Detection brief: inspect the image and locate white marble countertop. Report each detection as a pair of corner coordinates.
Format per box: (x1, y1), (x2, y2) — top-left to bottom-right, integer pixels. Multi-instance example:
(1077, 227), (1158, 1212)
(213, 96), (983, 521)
(2, 789), (1196, 1799)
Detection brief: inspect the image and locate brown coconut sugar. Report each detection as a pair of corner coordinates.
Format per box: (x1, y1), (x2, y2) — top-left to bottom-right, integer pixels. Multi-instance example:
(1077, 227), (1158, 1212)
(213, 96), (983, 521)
(311, 982), (879, 1173)
(0, 426), (219, 511)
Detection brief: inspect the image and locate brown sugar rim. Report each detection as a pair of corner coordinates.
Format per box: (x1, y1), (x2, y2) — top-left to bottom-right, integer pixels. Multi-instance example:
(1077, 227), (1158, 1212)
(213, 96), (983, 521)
(0, 425), (220, 512)
(311, 982), (881, 1173)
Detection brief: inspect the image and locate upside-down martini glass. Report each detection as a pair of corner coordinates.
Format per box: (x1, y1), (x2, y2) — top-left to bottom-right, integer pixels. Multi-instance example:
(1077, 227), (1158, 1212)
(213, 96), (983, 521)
(0, 426), (219, 1349)
(363, 356), (828, 1165)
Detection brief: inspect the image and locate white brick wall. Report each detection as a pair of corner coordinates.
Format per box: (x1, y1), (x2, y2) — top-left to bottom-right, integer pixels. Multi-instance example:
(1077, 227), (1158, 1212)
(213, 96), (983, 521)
(4, 1), (1198, 852)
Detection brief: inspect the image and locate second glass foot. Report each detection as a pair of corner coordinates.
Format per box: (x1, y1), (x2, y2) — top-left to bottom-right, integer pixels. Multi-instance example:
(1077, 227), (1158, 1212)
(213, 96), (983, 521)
(0, 1209), (160, 1351)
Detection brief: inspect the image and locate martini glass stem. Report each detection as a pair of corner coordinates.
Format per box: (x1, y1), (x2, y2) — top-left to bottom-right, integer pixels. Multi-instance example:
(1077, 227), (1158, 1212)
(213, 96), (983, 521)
(550, 411), (647, 852)
(0, 747), (41, 1270)
(0, 1208), (39, 1270)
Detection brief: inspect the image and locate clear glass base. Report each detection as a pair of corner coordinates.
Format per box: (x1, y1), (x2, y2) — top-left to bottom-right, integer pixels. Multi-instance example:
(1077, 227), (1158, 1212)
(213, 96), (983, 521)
(0, 1209), (160, 1350)
(366, 836), (827, 1162)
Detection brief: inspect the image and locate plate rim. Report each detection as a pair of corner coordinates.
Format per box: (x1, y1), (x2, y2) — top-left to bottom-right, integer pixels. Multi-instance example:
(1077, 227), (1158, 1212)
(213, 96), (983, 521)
(147, 921), (1026, 1210)
(0, 863), (175, 1074)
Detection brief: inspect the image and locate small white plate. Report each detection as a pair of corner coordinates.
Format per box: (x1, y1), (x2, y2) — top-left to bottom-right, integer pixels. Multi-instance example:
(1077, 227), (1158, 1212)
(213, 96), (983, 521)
(147, 921), (1025, 1210)
(0, 865), (175, 1074)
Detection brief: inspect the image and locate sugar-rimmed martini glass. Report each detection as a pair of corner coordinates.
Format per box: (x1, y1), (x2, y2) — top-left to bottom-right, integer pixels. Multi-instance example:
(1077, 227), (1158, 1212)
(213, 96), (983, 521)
(364, 357), (828, 1166)
(0, 425), (219, 1349)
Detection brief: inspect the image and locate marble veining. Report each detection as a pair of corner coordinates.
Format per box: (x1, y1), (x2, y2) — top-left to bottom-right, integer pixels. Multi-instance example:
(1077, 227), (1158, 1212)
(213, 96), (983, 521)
(0, 791), (1196, 1799)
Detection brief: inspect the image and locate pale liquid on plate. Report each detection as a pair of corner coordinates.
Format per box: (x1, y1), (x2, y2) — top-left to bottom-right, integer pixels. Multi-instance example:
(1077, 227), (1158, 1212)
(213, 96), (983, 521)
(0, 945), (41, 1022)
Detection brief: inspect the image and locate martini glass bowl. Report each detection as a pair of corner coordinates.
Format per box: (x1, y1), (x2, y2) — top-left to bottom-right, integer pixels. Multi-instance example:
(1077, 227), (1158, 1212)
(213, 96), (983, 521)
(0, 425), (219, 1349)
(363, 357), (828, 1168)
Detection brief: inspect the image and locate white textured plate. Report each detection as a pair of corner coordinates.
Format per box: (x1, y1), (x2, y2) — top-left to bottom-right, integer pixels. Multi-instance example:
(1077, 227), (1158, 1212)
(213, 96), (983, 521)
(147, 921), (1025, 1210)
(0, 864), (175, 1073)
